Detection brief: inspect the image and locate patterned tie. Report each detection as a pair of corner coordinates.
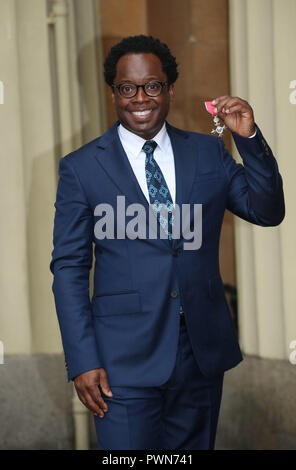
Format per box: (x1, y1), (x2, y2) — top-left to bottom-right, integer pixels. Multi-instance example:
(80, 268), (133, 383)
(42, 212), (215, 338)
(143, 140), (184, 316)
(143, 140), (174, 241)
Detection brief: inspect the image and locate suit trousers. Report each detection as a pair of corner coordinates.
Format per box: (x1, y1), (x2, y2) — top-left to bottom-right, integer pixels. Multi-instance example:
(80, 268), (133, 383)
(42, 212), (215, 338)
(94, 317), (224, 450)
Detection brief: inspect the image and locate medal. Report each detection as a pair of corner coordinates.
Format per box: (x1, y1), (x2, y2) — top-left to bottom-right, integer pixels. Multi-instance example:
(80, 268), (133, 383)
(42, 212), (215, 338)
(204, 101), (227, 137)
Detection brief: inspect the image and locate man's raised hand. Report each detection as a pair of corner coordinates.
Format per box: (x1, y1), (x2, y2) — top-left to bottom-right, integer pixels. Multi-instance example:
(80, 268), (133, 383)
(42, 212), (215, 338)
(212, 96), (256, 138)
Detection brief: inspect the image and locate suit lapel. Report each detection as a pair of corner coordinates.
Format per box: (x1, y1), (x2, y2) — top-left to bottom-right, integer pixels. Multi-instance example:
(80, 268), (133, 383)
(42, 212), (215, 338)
(166, 123), (199, 250)
(94, 122), (149, 210)
(166, 122), (199, 209)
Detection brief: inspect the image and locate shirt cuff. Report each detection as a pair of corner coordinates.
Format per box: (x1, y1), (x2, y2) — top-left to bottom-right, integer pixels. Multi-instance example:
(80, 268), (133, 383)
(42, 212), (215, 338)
(248, 129), (257, 138)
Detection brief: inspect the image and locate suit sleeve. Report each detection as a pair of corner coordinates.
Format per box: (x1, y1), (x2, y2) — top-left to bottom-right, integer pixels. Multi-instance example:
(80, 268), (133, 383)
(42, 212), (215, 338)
(50, 156), (101, 381)
(220, 125), (285, 226)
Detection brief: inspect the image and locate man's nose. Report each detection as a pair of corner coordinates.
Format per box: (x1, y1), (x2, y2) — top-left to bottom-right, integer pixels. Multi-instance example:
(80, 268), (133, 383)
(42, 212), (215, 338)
(132, 86), (150, 102)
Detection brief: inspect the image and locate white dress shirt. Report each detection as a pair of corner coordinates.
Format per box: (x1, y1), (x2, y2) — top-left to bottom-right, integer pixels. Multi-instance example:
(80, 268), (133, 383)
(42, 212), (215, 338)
(118, 122), (176, 204)
(118, 122), (257, 206)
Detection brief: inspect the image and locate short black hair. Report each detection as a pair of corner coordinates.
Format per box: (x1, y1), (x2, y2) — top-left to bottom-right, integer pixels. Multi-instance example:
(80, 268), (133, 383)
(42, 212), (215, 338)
(104, 35), (179, 87)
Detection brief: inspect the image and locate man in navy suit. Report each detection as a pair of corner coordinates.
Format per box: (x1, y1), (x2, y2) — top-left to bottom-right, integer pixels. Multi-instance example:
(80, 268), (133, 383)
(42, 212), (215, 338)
(50, 35), (285, 450)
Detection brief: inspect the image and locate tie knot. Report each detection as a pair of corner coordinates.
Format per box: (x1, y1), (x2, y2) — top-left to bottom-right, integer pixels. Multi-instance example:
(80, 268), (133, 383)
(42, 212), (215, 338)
(142, 140), (157, 155)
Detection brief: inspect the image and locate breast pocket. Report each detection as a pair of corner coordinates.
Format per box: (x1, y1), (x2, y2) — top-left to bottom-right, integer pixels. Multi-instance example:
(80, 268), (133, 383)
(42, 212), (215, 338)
(92, 290), (142, 317)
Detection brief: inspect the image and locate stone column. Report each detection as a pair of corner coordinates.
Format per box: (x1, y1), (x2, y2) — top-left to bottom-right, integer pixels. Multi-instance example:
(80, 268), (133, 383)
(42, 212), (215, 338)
(229, 0), (259, 356)
(229, 0), (295, 360)
(272, 0), (296, 356)
(49, 0), (74, 157)
(15, 0), (60, 354)
(74, 0), (107, 144)
(246, 0), (285, 359)
(0, 0), (32, 354)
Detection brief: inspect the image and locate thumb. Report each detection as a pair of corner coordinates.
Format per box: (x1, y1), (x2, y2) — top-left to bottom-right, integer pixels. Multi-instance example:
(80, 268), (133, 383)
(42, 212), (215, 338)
(99, 369), (113, 397)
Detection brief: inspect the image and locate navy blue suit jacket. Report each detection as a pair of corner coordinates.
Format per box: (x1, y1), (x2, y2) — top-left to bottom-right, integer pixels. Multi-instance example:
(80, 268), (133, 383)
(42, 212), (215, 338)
(50, 121), (285, 384)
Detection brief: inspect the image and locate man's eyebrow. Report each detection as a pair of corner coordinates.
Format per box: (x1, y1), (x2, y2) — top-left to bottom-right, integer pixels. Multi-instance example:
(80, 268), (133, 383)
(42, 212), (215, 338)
(116, 77), (160, 83)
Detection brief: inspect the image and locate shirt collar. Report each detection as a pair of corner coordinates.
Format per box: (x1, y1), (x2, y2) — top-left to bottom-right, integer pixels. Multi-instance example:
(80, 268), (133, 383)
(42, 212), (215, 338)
(118, 122), (170, 158)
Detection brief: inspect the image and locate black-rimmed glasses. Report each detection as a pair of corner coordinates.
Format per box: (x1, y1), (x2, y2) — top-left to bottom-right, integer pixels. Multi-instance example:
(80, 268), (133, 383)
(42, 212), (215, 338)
(112, 81), (168, 98)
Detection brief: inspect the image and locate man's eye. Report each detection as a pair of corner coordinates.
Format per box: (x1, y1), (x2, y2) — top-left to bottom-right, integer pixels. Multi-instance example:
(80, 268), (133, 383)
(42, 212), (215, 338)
(147, 82), (158, 90)
(121, 85), (133, 93)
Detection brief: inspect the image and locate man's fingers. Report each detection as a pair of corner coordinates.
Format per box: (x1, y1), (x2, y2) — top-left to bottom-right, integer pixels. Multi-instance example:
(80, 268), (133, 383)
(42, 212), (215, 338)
(213, 96), (250, 115)
(212, 95), (229, 105)
(77, 389), (107, 417)
(216, 97), (240, 114)
(99, 370), (113, 397)
(216, 97), (234, 111)
(83, 391), (106, 417)
(225, 104), (247, 114)
(212, 95), (236, 110)
(89, 384), (109, 412)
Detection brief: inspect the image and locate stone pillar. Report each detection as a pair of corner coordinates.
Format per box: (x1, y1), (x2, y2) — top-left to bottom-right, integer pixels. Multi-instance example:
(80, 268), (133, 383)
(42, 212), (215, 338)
(74, 0), (107, 144)
(247, 0), (285, 359)
(0, 0), (32, 354)
(272, 0), (296, 356)
(229, 0), (295, 360)
(15, 0), (60, 353)
(229, 0), (259, 355)
(49, 0), (74, 157)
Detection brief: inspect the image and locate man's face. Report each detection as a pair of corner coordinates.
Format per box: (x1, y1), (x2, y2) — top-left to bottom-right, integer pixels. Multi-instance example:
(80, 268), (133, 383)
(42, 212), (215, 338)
(111, 53), (173, 140)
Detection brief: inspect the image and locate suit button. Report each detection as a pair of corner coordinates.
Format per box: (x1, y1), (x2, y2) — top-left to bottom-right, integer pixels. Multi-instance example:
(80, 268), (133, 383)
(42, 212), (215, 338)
(172, 249), (179, 257)
(171, 290), (178, 298)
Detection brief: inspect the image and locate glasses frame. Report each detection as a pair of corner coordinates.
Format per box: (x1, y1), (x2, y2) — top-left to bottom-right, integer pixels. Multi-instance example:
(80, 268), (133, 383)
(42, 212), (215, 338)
(112, 81), (168, 98)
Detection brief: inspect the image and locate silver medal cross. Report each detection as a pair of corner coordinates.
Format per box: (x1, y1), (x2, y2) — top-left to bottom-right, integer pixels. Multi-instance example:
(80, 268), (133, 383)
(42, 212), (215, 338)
(211, 115), (227, 138)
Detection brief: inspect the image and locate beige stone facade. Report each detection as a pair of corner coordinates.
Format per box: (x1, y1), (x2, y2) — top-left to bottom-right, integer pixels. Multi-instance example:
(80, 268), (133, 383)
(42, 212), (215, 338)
(0, 0), (295, 450)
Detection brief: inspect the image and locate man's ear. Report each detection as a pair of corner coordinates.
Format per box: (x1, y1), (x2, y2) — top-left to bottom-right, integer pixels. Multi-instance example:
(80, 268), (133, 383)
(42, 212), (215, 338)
(169, 84), (174, 101)
(111, 90), (115, 104)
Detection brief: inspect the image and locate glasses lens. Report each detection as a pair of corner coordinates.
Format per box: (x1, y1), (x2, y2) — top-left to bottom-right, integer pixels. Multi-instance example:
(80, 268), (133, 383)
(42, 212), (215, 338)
(119, 83), (137, 98)
(144, 81), (162, 96)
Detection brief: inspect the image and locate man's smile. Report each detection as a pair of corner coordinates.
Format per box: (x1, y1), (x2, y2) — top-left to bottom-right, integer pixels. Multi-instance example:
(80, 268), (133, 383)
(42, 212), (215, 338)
(129, 108), (154, 122)
(131, 109), (153, 116)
